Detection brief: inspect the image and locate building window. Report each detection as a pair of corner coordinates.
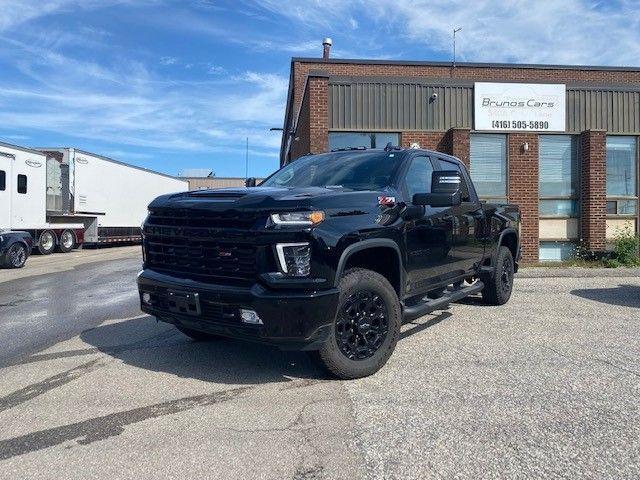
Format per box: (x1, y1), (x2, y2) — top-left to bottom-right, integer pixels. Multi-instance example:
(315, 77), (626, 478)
(539, 135), (579, 217)
(470, 134), (507, 198)
(0, 170), (5, 191)
(329, 132), (399, 150)
(539, 241), (576, 262)
(606, 136), (637, 215)
(17, 174), (27, 194)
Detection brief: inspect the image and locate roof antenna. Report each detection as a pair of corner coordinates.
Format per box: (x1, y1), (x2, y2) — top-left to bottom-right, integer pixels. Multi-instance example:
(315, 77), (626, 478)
(452, 27), (462, 68)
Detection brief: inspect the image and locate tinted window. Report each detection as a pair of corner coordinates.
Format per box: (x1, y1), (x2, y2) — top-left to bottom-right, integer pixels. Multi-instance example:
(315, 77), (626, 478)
(329, 132), (400, 150)
(470, 134), (507, 197)
(405, 157), (433, 199)
(17, 174), (27, 194)
(438, 158), (470, 201)
(0, 170), (5, 191)
(262, 151), (402, 190)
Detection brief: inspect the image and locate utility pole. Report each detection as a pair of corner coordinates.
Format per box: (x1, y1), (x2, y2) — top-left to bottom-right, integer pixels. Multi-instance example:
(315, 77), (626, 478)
(245, 137), (249, 180)
(453, 27), (462, 68)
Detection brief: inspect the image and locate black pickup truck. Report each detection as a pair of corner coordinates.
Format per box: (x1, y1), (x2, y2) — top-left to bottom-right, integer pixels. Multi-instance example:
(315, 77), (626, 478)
(138, 147), (520, 378)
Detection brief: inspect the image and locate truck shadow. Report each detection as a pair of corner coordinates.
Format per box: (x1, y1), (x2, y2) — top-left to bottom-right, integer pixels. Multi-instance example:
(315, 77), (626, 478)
(570, 284), (640, 308)
(75, 311), (454, 383)
(79, 315), (327, 384)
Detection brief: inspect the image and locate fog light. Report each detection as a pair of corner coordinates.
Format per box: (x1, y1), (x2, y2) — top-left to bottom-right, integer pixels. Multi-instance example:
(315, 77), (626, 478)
(275, 242), (311, 276)
(141, 292), (152, 305)
(240, 309), (263, 325)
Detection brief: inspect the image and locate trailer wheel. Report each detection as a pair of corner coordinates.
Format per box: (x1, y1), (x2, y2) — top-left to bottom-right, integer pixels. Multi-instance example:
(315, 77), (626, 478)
(37, 230), (56, 255)
(57, 230), (76, 253)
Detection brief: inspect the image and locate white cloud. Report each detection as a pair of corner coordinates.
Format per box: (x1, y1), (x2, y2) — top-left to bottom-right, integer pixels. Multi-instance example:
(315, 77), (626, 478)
(160, 56), (177, 65)
(252, 0), (640, 66)
(0, 0), (159, 32)
(0, 37), (287, 156)
(208, 65), (226, 75)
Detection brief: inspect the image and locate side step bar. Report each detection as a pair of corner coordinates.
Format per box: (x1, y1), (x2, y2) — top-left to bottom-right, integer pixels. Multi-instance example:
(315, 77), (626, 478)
(402, 281), (484, 322)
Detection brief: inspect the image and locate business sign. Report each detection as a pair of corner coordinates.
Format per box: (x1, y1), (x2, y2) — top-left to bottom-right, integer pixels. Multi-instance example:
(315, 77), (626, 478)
(474, 82), (566, 132)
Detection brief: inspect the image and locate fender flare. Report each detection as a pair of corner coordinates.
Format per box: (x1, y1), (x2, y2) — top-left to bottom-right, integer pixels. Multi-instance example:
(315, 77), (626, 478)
(490, 228), (519, 268)
(2, 238), (30, 260)
(334, 238), (404, 294)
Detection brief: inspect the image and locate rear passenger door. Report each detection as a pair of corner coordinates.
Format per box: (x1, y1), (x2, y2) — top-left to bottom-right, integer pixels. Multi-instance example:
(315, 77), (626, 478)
(403, 155), (458, 295)
(436, 157), (486, 274)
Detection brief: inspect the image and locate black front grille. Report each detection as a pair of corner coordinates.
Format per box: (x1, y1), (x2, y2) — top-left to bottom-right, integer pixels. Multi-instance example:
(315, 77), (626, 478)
(144, 208), (260, 282)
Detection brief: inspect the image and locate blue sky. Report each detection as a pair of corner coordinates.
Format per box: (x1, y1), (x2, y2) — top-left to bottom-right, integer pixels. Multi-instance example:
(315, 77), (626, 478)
(0, 0), (639, 178)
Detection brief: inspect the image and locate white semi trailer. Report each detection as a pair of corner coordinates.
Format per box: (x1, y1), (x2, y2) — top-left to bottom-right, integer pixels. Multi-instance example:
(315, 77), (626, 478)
(0, 141), (188, 256)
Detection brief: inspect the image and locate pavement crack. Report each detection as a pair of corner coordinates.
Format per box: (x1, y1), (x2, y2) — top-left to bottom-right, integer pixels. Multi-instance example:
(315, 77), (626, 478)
(0, 386), (250, 461)
(0, 358), (105, 414)
(542, 346), (640, 378)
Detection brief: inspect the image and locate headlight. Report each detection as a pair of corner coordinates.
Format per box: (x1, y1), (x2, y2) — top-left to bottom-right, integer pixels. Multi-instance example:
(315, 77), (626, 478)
(275, 242), (311, 276)
(270, 211), (324, 226)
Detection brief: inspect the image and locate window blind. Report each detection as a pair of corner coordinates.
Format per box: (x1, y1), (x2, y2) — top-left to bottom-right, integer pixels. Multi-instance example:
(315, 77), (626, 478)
(470, 134), (507, 197)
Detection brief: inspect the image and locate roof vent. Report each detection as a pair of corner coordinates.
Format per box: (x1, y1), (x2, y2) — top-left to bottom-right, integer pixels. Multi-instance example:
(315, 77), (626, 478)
(322, 38), (332, 60)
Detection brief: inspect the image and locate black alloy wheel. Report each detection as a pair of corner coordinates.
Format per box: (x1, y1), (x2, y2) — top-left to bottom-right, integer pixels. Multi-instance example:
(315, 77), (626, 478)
(336, 290), (390, 361)
(6, 243), (28, 268)
(312, 268), (402, 379)
(500, 254), (514, 294)
(481, 246), (514, 305)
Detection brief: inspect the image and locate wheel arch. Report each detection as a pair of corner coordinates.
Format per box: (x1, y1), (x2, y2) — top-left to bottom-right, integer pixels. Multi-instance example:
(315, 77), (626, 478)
(485, 228), (519, 273)
(499, 229), (519, 261)
(334, 239), (404, 297)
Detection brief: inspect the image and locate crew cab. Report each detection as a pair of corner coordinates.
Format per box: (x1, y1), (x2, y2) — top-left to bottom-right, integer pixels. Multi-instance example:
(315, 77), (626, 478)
(138, 147), (520, 379)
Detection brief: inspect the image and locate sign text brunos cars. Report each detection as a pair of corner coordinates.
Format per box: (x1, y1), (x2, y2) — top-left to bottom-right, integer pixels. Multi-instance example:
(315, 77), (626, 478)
(474, 82), (566, 132)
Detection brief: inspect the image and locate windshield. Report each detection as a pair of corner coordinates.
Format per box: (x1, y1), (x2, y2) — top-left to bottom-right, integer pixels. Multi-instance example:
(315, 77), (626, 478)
(262, 151), (402, 190)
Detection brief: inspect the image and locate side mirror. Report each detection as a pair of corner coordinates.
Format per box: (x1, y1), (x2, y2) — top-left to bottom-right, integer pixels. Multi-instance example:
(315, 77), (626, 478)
(245, 177), (257, 187)
(412, 170), (462, 207)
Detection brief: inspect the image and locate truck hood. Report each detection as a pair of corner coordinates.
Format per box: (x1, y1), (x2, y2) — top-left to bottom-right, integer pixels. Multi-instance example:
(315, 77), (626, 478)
(149, 186), (390, 213)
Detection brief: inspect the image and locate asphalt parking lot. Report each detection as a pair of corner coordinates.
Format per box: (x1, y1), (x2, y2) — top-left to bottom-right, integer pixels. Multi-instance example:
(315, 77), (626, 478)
(1, 249), (639, 479)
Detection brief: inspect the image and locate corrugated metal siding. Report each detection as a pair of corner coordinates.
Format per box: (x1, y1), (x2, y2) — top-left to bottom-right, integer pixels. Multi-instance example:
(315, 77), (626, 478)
(567, 89), (640, 133)
(329, 82), (472, 131)
(329, 81), (640, 134)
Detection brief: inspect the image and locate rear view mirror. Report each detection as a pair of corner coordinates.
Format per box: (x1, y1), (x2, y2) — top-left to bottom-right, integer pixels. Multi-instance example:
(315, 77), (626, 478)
(412, 170), (462, 207)
(245, 177), (256, 187)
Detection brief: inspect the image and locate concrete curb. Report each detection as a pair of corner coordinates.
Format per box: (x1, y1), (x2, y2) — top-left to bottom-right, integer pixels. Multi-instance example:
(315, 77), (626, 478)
(518, 267), (640, 278)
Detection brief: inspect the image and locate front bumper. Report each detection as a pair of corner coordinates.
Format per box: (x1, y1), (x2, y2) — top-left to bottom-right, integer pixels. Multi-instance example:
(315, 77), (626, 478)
(137, 269), (339, 350)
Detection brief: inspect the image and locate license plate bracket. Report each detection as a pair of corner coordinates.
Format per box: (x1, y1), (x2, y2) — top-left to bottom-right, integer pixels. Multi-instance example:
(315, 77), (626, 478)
(167, 290), (201, 316)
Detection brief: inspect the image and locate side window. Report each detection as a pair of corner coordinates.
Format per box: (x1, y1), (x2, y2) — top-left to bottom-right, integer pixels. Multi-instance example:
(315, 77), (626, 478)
(17, 174), (27, 194)
(0, 170), (5, 191)
(405, 157), (434, 199)
(438, 158), (470, 201)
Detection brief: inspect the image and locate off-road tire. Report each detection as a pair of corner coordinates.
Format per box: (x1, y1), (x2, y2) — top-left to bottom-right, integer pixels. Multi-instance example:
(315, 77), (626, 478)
(313, 268), (401, 379)
(481, 246), (514, 305)
(176, 326), (222, 342)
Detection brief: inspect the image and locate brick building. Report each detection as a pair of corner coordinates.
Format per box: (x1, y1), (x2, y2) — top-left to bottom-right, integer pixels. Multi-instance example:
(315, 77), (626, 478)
(279, 48), (640, 262)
